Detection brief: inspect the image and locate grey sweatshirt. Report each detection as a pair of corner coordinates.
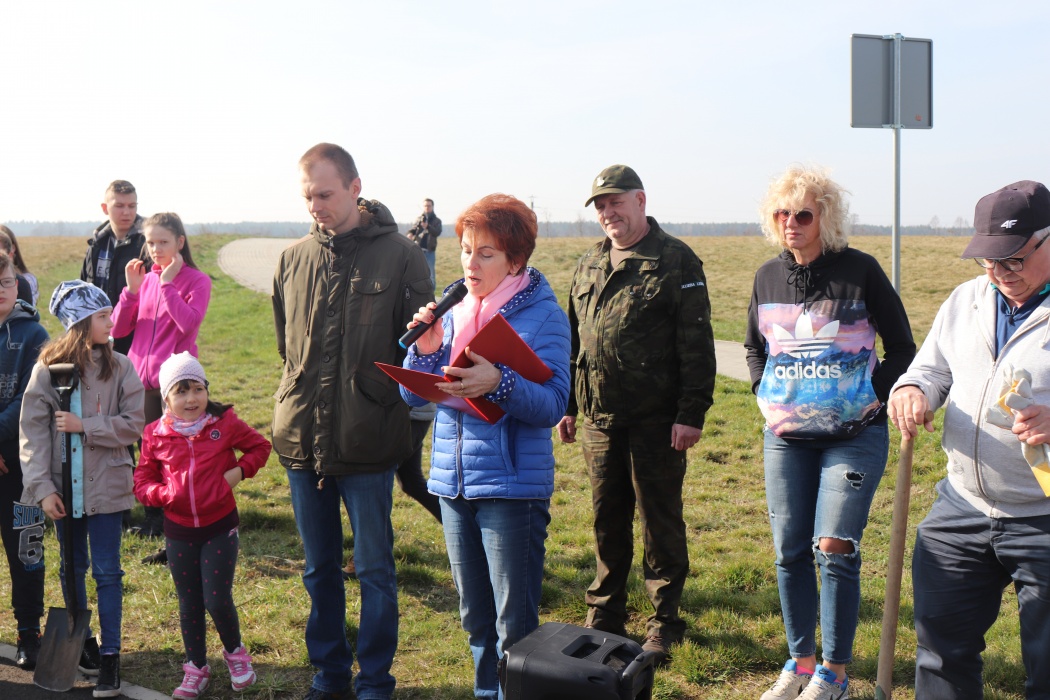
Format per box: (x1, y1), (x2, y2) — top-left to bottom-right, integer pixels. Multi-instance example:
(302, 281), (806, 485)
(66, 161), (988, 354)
(892, 275), (1050, 518)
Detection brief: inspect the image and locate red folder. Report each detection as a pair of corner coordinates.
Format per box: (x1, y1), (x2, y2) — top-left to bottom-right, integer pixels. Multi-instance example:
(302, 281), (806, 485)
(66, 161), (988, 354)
(376, 314), (553, 424)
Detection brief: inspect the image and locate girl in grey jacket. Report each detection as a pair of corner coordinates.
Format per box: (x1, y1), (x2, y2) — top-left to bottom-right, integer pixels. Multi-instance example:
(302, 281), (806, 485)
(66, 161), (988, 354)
(20, 280), (144, 698)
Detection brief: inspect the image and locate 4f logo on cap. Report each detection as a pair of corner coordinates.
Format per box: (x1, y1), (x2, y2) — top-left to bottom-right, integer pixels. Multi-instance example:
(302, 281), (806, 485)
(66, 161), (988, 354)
(1002, 220), (1018, 229)
(595, 177), (605, 186)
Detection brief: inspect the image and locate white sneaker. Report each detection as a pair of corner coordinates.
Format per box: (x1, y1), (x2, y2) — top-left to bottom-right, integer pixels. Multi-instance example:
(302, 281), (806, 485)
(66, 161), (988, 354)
(798, 665), (848, 700)
(760, 660), (812, 700)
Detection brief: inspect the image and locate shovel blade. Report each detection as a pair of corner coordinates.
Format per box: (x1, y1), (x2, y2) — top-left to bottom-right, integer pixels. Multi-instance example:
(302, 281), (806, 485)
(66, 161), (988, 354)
(33, 605), (92, 692)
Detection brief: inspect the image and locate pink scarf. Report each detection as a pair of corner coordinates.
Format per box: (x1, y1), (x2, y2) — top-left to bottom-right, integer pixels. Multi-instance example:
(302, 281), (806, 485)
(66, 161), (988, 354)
(450, 272), (530, 364)
(160, 408), (218, 437)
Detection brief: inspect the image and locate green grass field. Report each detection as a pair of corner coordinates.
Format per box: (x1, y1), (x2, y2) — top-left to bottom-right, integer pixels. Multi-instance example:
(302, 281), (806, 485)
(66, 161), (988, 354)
(0, 233), (1025, 699)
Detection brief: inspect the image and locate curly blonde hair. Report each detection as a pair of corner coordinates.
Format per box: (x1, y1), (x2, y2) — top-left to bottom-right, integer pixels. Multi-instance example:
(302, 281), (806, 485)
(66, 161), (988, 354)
(759, 165), (851, 254)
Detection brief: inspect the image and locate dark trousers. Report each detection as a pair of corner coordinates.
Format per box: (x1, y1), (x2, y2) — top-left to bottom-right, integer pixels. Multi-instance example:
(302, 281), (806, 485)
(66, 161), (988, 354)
(397, 420), (442, 523)
(0, 446), (45, 631)
(167, 528), (243, 667)
(582, 420), (688, 641)
(138, 390), (164, 527)
(914, 479), (1050, 699)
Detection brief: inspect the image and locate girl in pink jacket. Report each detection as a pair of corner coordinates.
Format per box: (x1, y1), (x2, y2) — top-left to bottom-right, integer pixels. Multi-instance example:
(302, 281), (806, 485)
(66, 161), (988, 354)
(112, 212), (211, 538)
(134, 353), (270, 699)
(111, 212), (211, 427)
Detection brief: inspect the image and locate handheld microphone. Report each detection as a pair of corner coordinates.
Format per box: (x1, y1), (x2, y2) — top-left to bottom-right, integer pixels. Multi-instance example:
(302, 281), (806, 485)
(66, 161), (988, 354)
(399, 282), (468, 349)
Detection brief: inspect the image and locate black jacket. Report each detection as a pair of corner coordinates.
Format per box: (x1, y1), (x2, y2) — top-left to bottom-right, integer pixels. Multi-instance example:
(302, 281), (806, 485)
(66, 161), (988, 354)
(80, 216), (152, 306)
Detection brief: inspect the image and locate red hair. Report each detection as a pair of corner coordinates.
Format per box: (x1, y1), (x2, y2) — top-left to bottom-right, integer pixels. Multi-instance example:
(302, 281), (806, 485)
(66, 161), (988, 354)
(455, 194), (536, 271)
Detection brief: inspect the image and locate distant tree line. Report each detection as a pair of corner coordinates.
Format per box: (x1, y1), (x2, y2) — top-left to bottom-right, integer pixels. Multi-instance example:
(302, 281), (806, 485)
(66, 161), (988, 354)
(3, 220), (976, 238)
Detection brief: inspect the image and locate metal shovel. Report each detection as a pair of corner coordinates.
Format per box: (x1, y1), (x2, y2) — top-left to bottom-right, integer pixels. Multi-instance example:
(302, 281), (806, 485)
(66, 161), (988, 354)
(34, 363), (92, 692)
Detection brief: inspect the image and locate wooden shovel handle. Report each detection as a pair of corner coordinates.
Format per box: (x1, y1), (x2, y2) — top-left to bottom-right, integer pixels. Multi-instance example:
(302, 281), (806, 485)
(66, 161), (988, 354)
(875, 412), (931, 700)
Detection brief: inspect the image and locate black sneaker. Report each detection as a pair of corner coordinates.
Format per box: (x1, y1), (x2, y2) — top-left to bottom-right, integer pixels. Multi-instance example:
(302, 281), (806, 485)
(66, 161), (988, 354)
(93, 653), (121, 698)
(79, 635), (101, 675)
(15, 629), (41, 670)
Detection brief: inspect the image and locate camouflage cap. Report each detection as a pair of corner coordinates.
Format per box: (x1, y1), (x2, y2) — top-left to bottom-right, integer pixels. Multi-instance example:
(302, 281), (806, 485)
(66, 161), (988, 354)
(585, 165), (645, 207)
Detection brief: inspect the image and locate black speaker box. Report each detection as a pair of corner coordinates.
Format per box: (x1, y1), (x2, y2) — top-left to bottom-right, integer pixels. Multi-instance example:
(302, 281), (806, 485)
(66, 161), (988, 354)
(499, 622), (655, 700)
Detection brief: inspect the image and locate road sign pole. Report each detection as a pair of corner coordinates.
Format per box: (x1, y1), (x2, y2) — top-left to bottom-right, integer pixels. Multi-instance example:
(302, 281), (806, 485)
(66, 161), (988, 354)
(851, 32), (932, 295)
(891, 33), (903, 292)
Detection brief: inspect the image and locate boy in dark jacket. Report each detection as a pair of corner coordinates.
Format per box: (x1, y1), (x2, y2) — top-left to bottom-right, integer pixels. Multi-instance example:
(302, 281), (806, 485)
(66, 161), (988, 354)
(81, 180), (151, 356)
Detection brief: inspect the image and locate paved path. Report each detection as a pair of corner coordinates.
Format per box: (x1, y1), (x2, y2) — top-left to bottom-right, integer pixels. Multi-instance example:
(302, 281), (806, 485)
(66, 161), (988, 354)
(217, 238), (752, 383)
(0, 643), (168, 700)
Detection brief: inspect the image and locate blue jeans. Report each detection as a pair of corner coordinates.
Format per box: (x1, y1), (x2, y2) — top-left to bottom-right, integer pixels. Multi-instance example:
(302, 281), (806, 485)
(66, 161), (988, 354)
(423, 249), (436, 285)
(913, 479), (1050, 699)
(55, 512), (124, 655)
(440, 497), (549, 700)
(287, 468), (398, 700)
(763, 422), (888, 664)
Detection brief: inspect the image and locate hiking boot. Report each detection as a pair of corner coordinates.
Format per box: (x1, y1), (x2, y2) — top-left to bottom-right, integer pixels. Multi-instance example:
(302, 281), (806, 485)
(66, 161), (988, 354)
(15, 629), (41, 670)
(173, 661), (211, 699)
(93, 653), (121, 698)
(641, 634), (671, 668)
(342, 558), (357, 580)
(79, 635), (101, 675)
(797, 665), (848, 700)
(302, 687), (354, 700)
(223, 644), (257, 691)
(761, 660), (812, 700)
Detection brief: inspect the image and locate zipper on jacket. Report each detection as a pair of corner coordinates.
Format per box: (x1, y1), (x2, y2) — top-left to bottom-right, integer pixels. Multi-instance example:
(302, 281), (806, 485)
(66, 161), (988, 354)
(455, 410), (465, 496)
(972, 310), (1047, 501)
(143, 291), (160, 390)
(186, 437), (200, 527)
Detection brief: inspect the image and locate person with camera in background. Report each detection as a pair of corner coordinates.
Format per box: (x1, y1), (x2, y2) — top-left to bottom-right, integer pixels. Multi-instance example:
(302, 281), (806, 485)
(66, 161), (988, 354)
(407, 198), (442, 284)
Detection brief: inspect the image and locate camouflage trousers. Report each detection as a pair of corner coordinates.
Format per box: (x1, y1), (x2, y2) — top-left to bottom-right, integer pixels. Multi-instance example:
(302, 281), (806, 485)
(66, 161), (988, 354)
(581, 420), (688, 642)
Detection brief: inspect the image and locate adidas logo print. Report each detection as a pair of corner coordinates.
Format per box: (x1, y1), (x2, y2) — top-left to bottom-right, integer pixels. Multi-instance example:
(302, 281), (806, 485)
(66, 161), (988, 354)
(771, 314), (839, 359)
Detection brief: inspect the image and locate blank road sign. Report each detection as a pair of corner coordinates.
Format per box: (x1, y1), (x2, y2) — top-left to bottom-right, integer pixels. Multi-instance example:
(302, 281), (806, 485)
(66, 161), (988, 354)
(851, 34), (932, 129)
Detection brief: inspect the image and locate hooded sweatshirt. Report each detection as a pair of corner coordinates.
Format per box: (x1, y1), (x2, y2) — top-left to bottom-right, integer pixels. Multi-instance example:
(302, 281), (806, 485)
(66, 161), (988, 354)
(0, 302), (49, 462)
(745, 247), (915, 439)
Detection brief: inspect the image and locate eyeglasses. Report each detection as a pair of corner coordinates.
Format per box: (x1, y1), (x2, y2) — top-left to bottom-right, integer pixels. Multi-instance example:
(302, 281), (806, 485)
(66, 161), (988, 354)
(0, 277), (17, 289)
(774, 209), (815, 226)
(974, 235), (1048, 272)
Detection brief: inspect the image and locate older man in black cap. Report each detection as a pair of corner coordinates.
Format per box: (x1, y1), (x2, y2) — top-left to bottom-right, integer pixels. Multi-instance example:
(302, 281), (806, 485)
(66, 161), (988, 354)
(557, 165), (716, 665)
(888, 180), (1050, 698)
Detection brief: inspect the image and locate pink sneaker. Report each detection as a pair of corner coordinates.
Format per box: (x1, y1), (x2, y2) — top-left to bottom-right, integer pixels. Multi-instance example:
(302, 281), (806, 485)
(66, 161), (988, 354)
(222, 645), (257, 691)
(173, 661), (210, 699)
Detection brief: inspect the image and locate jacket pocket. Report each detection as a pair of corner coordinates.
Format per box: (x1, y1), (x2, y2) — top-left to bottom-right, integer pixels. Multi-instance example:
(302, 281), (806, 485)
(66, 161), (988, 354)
(349, 276), (393, 326)
(273, 365), (302, 402)
(354, 368), (401, 407)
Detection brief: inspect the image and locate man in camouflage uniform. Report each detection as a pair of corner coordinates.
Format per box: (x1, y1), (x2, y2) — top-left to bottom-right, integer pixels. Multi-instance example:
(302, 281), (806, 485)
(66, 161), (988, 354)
(557, 164), (716, 665)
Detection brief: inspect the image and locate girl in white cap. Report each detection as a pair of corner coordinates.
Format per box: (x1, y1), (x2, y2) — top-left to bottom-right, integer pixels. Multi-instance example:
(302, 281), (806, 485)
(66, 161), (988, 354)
(19, 280), (146, 698)
(133, 352), (271, 699)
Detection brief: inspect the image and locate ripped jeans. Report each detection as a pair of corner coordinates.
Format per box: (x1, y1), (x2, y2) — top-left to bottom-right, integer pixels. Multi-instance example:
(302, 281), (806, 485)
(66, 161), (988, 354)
(763, 422), (888, 664)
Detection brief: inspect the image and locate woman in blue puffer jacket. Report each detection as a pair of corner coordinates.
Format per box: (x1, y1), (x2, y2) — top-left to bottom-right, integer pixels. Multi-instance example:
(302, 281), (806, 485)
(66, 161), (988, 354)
(401, 193), (570, 700)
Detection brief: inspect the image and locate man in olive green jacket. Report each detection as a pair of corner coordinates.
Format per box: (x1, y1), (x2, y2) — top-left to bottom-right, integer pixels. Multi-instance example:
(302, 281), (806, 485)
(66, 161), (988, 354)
(272, 143), (432, 700)
(557, 164), (716, 666)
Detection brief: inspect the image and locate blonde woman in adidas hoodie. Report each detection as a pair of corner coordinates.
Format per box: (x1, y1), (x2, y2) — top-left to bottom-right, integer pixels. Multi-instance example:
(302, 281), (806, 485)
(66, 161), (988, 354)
(888, 180), (1050, 699)
(745, 166), (915, 700)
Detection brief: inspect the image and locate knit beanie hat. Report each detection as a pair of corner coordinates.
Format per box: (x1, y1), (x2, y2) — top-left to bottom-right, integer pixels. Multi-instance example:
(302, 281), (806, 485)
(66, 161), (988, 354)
(49, 280), (112, 330)
(159, 352), (208, 398)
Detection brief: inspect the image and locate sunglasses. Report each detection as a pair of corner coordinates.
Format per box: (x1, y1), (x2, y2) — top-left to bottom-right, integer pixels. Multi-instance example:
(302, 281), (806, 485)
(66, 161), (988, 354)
(774, 209), (815, 226)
